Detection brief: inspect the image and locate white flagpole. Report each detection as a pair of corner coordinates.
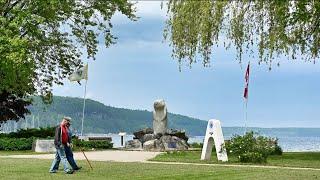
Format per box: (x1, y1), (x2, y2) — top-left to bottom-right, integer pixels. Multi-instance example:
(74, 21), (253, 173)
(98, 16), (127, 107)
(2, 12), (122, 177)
(68, 62), (89, 137)
(244, 98), (248, 134)
(244, 62), (250, 135)
(81, 79), (88, 137)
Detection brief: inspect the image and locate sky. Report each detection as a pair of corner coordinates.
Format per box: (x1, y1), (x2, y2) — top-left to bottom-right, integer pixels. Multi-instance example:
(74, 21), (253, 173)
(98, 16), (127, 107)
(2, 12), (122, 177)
(53, 1), (320, 128)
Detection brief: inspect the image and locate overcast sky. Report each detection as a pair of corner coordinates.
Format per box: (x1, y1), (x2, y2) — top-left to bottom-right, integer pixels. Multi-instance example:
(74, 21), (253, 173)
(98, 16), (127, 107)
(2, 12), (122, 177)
(53, 1), (320, 128)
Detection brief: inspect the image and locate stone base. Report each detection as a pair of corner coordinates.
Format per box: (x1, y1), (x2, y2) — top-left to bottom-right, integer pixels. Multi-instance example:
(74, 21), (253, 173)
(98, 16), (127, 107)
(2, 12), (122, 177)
(127, 128), (189, 151)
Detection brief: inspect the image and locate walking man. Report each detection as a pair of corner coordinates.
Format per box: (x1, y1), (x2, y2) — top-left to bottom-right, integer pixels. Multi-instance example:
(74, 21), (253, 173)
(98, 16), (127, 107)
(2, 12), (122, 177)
(65, 121), (82, 170)
(49, 117), (74, 174)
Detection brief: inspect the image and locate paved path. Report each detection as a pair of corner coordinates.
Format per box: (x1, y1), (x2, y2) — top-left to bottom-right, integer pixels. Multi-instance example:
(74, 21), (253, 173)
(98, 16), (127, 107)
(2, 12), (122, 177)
(0, 150), (162, 162)
(1, 150), (320, 171)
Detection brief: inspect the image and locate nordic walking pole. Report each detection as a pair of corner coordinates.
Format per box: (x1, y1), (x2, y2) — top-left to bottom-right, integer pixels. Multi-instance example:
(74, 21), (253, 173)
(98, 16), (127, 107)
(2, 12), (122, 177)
(81, 148), (93, 170)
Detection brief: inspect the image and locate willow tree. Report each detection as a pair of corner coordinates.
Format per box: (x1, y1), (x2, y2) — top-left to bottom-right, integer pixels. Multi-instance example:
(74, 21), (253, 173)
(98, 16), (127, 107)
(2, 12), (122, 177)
(164, 0), (320, 69)
(0, 0), (136, 123)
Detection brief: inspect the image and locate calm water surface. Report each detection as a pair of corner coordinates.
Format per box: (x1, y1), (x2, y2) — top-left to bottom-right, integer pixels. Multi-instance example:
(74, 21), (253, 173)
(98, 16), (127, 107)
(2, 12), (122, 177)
(87, 133), (320, 152)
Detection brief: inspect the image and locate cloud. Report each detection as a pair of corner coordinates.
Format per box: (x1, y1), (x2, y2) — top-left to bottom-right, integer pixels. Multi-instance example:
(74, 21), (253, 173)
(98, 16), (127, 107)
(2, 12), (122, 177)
(133, 1), (167, 19)
(52, 1), (320, 127)
(85, 91), (95, 99)
(111, 1), (167, 25)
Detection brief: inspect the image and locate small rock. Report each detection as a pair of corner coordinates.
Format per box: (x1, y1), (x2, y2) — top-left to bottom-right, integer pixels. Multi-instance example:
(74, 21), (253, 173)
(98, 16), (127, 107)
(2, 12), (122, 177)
(143, 140), (156, 151)
(160, 135), (173, 150)
(166, 129), (189, 142)
(141, 134), (157, 144)
(125, 139), (142, 149)
(144, 128), (154, 134)
(133, 128), (153, 139)
(175, 138), (189, 150)
(154, 139), (165, 151)
(160, 135), (188, 151)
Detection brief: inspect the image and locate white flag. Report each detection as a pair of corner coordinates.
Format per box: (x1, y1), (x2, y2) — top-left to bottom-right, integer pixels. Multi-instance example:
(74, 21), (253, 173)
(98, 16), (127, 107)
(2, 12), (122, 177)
(68, 64), (88, 82)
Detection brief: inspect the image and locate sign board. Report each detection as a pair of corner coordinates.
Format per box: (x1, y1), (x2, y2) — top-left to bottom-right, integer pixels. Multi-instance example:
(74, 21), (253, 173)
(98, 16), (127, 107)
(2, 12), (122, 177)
(201, 119), (228, 162)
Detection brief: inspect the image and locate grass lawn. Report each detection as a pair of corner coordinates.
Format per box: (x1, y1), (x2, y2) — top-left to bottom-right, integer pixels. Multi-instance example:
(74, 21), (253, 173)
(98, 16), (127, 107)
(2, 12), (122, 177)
(0, 150), (45, 156)
(151, 150), (320, 169)
(1, 158), (320, 180)
(0, 149), (111, 156)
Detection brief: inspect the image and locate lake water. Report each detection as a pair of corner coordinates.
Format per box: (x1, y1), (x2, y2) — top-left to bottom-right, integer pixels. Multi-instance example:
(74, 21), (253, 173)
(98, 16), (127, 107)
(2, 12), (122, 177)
(188, 136), (320, 152)
(87, 133), (320, 152)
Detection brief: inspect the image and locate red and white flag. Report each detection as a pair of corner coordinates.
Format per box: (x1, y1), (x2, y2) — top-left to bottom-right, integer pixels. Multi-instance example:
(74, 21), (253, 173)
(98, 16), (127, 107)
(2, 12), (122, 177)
(243, 63), (250, 100)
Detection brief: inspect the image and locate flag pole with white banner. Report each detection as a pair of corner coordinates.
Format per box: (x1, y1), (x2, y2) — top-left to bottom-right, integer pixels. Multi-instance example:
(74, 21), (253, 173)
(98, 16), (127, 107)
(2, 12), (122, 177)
(81, 74), (88, 136)
(68, 63), (89, 136)
(243, 62), (250, 134)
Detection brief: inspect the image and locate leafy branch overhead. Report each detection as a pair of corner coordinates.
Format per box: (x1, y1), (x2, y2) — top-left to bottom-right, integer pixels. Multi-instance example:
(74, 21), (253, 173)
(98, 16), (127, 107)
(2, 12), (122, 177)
(0, 0), (136, 122)
(0, 0), (136, 95)
(165, 0), (320, 69)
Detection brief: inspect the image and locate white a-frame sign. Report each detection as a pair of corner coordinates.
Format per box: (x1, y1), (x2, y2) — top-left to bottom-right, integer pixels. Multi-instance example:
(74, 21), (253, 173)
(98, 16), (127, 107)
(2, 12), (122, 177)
(201, 119), (228, 162)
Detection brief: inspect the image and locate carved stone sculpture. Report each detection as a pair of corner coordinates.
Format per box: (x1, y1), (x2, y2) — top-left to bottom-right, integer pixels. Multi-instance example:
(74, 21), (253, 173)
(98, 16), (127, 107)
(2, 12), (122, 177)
(125, 99), (189, 151)
(153, 99), (168, 135)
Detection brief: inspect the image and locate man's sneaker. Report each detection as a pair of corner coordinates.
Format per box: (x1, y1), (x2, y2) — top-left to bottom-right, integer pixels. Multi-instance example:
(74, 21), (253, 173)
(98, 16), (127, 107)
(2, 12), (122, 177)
(65, 170), (74, 174)
(49, 170), (57, 173)
(74, 166), (82, 171)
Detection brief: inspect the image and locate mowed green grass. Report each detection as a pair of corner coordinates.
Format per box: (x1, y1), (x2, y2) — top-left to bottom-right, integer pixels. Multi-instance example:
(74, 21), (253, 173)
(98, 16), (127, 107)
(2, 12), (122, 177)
(0, 150), (47, 156)
(152, 151), (320, 169)
(0, 158), (320, 180)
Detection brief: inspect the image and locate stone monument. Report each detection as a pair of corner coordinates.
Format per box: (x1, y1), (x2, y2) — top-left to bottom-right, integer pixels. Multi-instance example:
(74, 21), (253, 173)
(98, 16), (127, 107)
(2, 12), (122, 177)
(153, 99), (168, 135)
(201, 119), (228, 162)
(125, 99), (189, 151)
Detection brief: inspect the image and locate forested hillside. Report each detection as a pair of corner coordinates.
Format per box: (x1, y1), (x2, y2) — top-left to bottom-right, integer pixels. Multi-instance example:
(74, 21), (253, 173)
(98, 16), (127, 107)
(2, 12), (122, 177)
(6, 96), (320, 137)
(17, 96), (207, 135)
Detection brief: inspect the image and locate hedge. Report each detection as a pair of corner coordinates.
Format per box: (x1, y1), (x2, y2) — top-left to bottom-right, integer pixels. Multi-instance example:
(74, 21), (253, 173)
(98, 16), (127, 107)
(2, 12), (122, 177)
(73, 139), (113, 150)
(0, 127), (55, 139)
(0, 127), (113, 151)
(0, 138), (34, 151)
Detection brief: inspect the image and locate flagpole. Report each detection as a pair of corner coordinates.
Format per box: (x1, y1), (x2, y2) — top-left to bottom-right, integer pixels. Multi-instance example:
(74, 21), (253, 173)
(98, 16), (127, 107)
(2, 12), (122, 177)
(68, 63), (88, 137)
(244, 98), (248, 134)
(81, 78), (88, 137)
(243, 61), (250, 135)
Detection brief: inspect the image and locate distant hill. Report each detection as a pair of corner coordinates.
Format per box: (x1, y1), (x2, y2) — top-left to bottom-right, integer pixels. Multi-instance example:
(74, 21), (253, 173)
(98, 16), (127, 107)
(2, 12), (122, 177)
(19, 96), (207, 136)
(11, 96), (320, 137)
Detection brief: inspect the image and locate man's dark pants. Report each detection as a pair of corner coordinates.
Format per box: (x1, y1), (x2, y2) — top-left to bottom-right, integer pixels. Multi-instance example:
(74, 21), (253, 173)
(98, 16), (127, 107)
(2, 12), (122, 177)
(50, 145), (79, 171)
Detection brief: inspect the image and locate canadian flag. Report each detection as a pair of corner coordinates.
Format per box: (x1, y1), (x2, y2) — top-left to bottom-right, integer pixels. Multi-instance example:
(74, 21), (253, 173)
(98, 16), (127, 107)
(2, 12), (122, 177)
(243, 63), (250, 99)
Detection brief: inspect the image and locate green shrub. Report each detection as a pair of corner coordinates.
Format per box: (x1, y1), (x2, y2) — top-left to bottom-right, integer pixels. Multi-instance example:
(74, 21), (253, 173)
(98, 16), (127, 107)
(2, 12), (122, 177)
(270, 138), (283, 155)
(239, 152), (265, 163)
(226, 131), (281, 163)
(189, 142), (218, 152)
(0, 138), (34, 151)
(0, 127), (55, 139)
(190, 142), (203, 148)
(73, 139), (113, 150)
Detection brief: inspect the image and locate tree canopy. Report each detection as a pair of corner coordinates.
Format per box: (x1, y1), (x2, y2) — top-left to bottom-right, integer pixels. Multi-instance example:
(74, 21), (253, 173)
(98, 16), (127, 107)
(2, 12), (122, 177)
(164, 0), (320, 69)
(0, 0), (136, 123)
